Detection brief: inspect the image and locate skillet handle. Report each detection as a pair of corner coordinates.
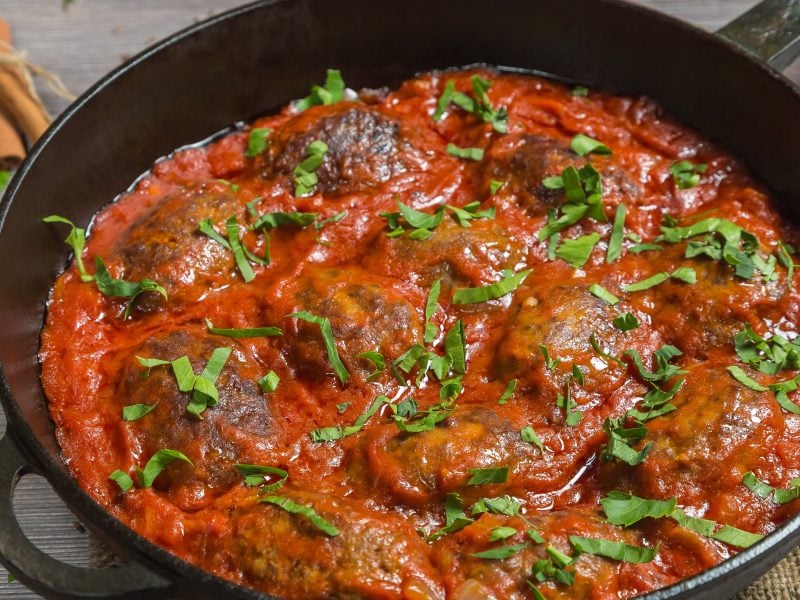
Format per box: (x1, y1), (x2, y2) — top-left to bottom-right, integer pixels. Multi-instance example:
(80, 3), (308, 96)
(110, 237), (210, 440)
(0, 433), (175, 599)
(717, 0), (800, 70)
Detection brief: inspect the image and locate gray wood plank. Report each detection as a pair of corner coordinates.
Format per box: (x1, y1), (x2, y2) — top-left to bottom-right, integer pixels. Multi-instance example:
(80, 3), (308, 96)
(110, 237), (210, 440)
(1, 0), (799, 598)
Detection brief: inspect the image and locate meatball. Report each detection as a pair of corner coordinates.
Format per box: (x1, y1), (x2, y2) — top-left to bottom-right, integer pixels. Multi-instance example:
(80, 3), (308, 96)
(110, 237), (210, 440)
(233, 491), (443, 599)
(266, 104), (425, 196)
(117, 330), (271, 510)
(112, 183), (241, 304)
(269, 267), (422, 382)
(364, 219), (526, 290)
(633, 364), (784, 504)
(362, 407), (601, 506)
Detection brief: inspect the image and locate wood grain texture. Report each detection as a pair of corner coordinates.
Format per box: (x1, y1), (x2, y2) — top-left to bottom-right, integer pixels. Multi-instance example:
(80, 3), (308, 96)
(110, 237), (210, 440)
(0, 0), (798, 598)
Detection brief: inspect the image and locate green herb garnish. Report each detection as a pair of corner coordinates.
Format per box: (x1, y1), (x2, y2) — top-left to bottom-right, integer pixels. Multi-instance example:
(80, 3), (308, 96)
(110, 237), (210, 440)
(452, 269), (530, 304)
(289, 310), (349, 384)
(260, 495), (339, 536)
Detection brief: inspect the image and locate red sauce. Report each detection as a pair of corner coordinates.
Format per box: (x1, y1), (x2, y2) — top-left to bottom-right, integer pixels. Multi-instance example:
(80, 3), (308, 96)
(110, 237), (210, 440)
(40, 69), (800, 599)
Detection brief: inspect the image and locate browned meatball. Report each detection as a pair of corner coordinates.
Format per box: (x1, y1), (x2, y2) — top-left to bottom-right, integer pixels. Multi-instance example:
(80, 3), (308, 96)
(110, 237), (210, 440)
(117, 330), (270, 510)
(233, 491), (443, 599)
(633, 364), (783, 504)
(266, 104), (425, 196)
(268, 267), (422, 382)
(112, 183), (241, 304)
(364, 219), (526, 291)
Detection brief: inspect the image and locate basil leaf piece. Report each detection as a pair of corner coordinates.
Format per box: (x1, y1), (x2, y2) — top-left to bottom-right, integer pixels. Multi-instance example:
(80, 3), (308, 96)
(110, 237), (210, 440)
(622, 271), (669, 292)
(467, 466), (509, 486)
(257, 371), (280, 393)
(556, 232), (601, 268)
(225, 216), (256, 282)
(607, 203), (626, 263)
(572, 86), (589, 97)
(601, 416), (652, 466)
(497, 379), (517, 405)
(539, 345), (560, 370)
(93, 257), (168, 319)
(489, 526), (518, 542)
(198, 218), (231, 249)
(629, 242), (663, 254)
(392, 397), (454, 433)
(358, 350), (386, 382)
(743, 471), (800, 504)
(425, 492), (475, 541)
(42, 215), (92, 282)
(447, 202), (496, 227)
(520, 425), (545, 453)
(251, 211), (317, 231)
(108, 469), (134, 493)
(601, 491), (676, 527)
(569, 535), (657, 563)
(670, 508), (763, 548)
(669, 160), (707, 189)
(137, 449), (193, 488)
(733, 324), (800, 375)
(310, 395), (390, 442)
(260, 495), (339, 536)
(727, 365), (769, 392)
(613, 312), (639, 331)
(294, 69), (346, 112)
(424, 279), (441, 343)
(446, 143), (484, 161)
(444, 320), (467, 374)
(289, 310), (349, 384)
(472, 495), (522, 517)
(235, 464), (288, 492)
(293, 140), (329, 197)
(433, 80), (456, 122)
(776, 241), (796, 288)
(336, 402), (350, 413)
(670, 266), (697, 284)
(470, 543), (526, 560)
(570, 133), (612, 157)
(206, 319), (281, 338)
(122, 403), (157, 422)
(590, 333), (625, 367)
(489, 180), (505, 194)
(453, 270), (530, 304)
(246, 127), (272, 158)
(588, 283), (619, 305)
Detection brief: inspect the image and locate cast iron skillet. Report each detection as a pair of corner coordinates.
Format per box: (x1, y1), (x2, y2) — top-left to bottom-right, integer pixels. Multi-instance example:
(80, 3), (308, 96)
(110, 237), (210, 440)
(2, 0), (800, 598)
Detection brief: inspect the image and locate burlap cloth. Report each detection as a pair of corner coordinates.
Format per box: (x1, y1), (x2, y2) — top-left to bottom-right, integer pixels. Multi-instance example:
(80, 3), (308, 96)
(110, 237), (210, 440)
(737, 545), (800, 599)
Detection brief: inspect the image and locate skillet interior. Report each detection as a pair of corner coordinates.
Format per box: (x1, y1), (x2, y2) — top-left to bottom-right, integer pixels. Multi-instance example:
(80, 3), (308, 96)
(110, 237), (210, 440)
(2, 0), (800, 597)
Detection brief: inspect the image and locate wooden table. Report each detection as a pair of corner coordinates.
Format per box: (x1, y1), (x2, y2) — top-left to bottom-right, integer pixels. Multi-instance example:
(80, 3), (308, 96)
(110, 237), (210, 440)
(1, 1), (798, 598)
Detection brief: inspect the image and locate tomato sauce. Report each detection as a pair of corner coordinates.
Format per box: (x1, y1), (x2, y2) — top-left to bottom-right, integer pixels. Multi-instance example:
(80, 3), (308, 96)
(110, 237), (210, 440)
(40, 69), (800, 599)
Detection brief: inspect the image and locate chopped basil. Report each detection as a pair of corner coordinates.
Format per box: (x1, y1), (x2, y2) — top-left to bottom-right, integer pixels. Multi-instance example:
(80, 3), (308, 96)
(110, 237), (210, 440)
(537, 163), (606, 239)
(629, 242), (663, 254)
(206, 319), (281, 338)
(93, 257), (168, 319)
(470, 543), (526, 560)
(623, 267), (696, 292)
(137, 449), (193, 488)
(670, 266), (697, 283)
(294, 69), (346, 112)
(310, 395), (390, 442)
(669, 160), (707, 189)
(670, 508), (763, 548)
(571, 86), (589, 97)
(734, 325), (800, 375)
(626, 345), (685, 384)
(425, 492), (474, 541)
(446, 143), (484, 161)
(392, 397), (455, 433)
(108, 470), (134, 493)
(424, 280), (441, 343)
(42, 215), (92, 282)
(472, 495), (522, 517)
(520, 425), (545, 454)
(257, 371), (280, 393)
(590, 333), (625, 367)
(613, 312), (639, 331)
(251, 210), (317, 231)
(260, 495), (339, 536)
(743, 472), (800, 504)
(776, 242), (796, 288)
(570, 133), (612, 157)
(727, 365), (768, 392)
(447, 201), (496, 227)
(246, 127), (272, 158)
(433, 80), (456, 122)
(607, 203), (626, 263)
(235, 464), (288, 492)
(225, 216), (257, 281)
(453, 269), (530, 304)
(601, 491), (676, 527)
(198, 218), (231, 249)
(381, 199), (446, 239)
(467, 466), (509, 486)
(356, 350), (385, 382)
(497, 379), (517, 405)
(290, 310), (349, 384)
(122, 403), (157, 422)
(489, 180), (505, 194)
(539, 345), (561, 370)
(217, 179), (239, 193)
(293, 140), (329, 197)
(555, 232), (601, 268)
(588, 283), (619, 305)
(444, 320), (467, 374)
(568, 535), (657, 563)
(601, 416), (652, 466)
(315, 210), (348, 231)
(336, 402), (350, 413)
(489, 526), (518, 542)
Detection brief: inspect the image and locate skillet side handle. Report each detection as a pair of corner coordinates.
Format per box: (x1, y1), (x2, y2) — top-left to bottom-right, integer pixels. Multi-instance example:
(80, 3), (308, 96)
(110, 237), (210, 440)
(0, 433), (175, 599)
(717, 0), (800, 70)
